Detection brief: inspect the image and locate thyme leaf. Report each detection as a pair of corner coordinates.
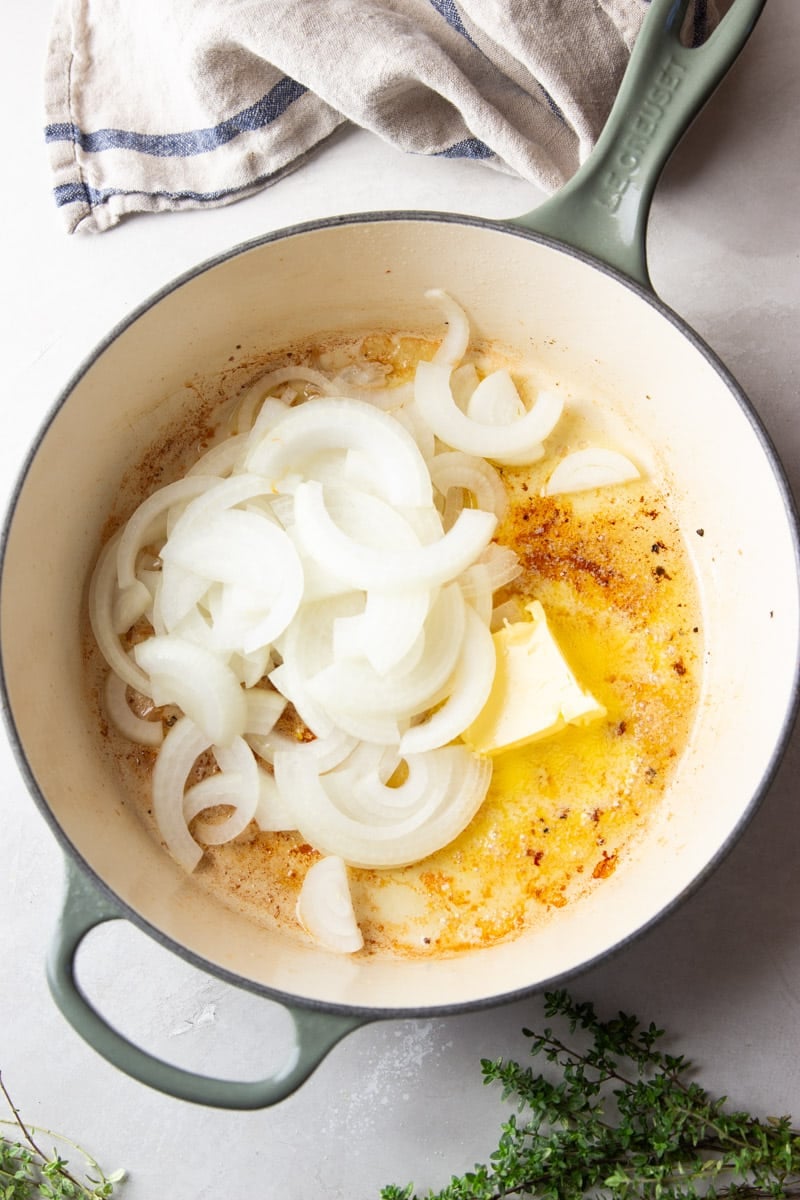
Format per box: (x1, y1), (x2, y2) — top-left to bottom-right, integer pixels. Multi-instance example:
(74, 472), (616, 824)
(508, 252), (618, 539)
(381, 990), (800, 1200)
(0, 1072), (125, 1200)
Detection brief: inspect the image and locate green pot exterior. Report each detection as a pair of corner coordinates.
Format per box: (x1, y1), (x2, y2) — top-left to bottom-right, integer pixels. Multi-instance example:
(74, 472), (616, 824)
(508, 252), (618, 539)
(513, 0), (767, 288)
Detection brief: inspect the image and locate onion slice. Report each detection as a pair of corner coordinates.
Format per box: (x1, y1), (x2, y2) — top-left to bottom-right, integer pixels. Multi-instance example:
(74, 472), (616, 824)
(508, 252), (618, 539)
(244, 396), (433, 507)
(415, 360), (563, 466)
(89, 534), (153, 695)
(427, 289), (471, 367)
(103, 671), (164, 747)
(429, 450), (508, 522)
(186, 737), (259, 844)
(544, 447), (641, 495)
(293, 480), (496, 592)
(133, 634), (247, 746)
(399, 606), (496, 754)
(466, 369), (526, 425)
(274, 745), (491, 869)
(151, 716), (211, 872)
(296, 856), (364, 953)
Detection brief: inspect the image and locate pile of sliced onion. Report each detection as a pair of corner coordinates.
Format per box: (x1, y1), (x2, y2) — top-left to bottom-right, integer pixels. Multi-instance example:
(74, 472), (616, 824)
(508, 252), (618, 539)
(90, 289), (639, 953)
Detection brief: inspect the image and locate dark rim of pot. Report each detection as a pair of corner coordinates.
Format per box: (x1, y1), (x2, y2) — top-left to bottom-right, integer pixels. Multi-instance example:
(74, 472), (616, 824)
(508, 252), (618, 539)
(1, 210), (799, 1022)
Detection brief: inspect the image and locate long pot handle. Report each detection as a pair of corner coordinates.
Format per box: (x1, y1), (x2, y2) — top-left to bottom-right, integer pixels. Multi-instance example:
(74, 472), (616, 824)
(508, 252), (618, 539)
(47, 857), (365, 1109)
(512, 0), (767, 289)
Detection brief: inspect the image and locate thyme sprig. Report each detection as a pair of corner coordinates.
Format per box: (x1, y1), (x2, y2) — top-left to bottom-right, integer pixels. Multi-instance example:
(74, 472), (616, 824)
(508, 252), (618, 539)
(381, 990), (800, 1200)
(0, 1072), (125, 1199)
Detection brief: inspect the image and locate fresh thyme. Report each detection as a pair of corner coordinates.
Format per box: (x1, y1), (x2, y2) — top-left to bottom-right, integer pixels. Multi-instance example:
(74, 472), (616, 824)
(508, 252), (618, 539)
(0, 1072), (125, 1199)
(381, 989), (800, 1200)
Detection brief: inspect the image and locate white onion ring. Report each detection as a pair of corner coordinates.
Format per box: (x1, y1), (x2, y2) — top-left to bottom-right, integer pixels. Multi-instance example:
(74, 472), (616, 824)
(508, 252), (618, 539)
(88, 534), (153, 695)
(151, 716), (211, 872)
(244, 397), (433, 507)
(544, 447), (641, 495)
(466, 369), (526, 425)
(254, 766), (299, 832)
(399, 607), (496, 754)
(427, 289), (471, 367)
(296, 856), (364, 953)
(103, 671), (163, 748)
(415, 360), (563, 466)
(133, 634), (247, 747)
(274, 744), (491, 869)
(186, 433), (249, 477)
(309, 583), (466, 720)
(162, 508), (304, 652)
(293, 480), (496, 593)
(186, 737), (259, 844)
(116, 476), (219, 590)
(429, 450), (508, 522)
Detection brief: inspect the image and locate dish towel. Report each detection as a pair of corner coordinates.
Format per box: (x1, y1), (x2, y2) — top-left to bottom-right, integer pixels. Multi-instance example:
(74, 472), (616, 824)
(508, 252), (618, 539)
(44, 0), (717, 235)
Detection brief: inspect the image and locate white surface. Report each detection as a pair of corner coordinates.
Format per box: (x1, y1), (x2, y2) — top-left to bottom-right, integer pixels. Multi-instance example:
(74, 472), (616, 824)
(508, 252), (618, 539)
(1, 3), (799, 1197)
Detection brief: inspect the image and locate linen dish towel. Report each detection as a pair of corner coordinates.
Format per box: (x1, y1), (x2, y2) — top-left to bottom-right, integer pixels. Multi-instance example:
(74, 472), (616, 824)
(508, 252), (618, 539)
(44, 0), (718, 235)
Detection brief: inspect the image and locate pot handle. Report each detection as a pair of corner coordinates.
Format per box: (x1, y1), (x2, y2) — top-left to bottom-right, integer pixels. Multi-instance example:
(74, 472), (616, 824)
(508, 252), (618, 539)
(47, 858), (365, 1109)
(511, 0), (766, 289)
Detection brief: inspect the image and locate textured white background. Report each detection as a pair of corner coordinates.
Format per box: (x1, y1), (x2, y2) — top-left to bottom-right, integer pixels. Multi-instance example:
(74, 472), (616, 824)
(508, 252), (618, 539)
(1, 3), (798, 1197)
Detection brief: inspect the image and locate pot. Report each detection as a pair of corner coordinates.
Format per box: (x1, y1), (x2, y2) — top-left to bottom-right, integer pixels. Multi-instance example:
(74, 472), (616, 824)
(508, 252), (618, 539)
(1, 0), (798, 1109)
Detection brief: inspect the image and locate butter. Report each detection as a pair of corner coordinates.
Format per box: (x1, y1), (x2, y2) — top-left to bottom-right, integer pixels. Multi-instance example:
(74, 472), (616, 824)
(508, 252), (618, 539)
(463, 601), (605, 755)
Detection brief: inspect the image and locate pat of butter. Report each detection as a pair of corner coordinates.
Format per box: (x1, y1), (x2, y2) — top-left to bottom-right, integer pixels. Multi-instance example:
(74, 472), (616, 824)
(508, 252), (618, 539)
(463, 600), (605, 756)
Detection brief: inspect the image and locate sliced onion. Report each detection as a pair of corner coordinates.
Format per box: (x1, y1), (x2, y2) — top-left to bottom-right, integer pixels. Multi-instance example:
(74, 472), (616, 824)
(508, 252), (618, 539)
(112, 579), (152, 636)
(293, 480), (496, 592)
(274, 744), (491, 868)
(151, 716), (211, 871)
(133, 634), (247, 746)
(243, 364), (336, 406)
(247, 396), (294, 443)
(544, 447), (641, 495)
(268, 592), (360, 738)
(88, 534), (153, 695)
(399, 607), (496, 754)
(415, 360), (563, 466)
(427, 289), (470, 367)
(296, 856), (364, 954)
(230, 643), (274, 688)
(244, 687), (287, 736)
(466, 369), (526, 425)
(429, 450), (508, 521)
(333, 588), (432, 675)
(248, 725), (358, 772)
(186, 737), (259, 844)
(309, 583), (466, 719)
(103, 670), (163, 748)
(254, 766), (299, 832)
(116, 476), (219, 590)
(331, 363), (415, 412)
(389, 399), (437, 462)
(450, 361), (480, 410)
(162, 508), (304, 652)
(244, 397), (433, 507)
(154, 559), (213, 634)
(186, 433), (249, 477)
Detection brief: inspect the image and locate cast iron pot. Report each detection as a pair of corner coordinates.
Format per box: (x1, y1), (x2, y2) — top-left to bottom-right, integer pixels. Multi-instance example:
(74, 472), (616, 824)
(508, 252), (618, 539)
(2, 0), (798, 1108)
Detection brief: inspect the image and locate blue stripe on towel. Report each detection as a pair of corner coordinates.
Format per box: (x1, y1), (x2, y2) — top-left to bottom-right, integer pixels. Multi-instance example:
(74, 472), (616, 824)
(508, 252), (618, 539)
(53, 176), (268, 210)
(426, 0), (478, 48)
(436, 136), (494, 160)
(45, 76), (306, 158)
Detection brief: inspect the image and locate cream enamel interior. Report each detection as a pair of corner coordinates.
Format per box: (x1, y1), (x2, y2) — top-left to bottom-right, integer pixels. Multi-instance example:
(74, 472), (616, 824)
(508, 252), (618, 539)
(2, 217), (798, 1011)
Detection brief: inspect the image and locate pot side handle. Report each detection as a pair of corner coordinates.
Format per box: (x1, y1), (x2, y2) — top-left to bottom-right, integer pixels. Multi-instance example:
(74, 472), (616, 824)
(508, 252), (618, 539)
(511, 0), (767, 290)
(47, 858), (365, 1109)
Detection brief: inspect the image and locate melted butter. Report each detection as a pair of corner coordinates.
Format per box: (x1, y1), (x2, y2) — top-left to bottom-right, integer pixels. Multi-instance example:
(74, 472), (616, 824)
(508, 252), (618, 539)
(88, 332), (703, 960)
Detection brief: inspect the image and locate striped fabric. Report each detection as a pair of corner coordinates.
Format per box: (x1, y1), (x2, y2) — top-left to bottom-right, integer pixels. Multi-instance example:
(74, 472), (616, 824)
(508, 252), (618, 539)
(44, 0), (717, 234)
